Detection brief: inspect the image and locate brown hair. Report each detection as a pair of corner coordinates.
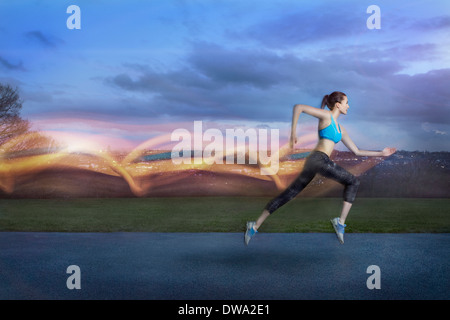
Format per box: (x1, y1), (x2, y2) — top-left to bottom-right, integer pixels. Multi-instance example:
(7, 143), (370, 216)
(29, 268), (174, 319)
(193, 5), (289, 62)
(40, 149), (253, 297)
(320, 91), (347, 110)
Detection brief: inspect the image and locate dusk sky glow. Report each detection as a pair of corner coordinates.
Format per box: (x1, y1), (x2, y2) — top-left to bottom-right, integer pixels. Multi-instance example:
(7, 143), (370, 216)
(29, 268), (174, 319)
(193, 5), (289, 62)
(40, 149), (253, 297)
(1, 0), (449, 152)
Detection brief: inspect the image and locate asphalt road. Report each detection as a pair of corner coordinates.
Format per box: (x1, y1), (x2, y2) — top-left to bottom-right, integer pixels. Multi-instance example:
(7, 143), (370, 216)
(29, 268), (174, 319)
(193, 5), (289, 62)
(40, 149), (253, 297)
(0, 232), (448, 300)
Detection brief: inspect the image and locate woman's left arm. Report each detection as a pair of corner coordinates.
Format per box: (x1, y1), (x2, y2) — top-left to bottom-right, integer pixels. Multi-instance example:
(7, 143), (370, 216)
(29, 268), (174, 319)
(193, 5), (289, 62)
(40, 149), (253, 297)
(341, 126), (397, 157)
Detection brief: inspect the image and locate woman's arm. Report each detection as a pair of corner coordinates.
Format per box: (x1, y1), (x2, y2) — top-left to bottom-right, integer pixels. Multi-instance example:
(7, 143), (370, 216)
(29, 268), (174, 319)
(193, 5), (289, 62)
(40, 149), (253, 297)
(290, 104), (329, 148)
(341, 126), (396, 157)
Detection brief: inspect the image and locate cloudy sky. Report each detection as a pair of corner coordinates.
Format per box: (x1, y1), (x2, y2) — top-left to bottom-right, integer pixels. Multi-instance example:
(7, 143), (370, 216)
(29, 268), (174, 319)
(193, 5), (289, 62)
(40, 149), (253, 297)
(1, 0), (449, 152)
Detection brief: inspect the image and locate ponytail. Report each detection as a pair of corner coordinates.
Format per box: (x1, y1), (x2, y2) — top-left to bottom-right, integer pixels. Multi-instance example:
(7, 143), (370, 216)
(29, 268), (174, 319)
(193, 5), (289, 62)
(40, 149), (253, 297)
(321, 95), (329, 109)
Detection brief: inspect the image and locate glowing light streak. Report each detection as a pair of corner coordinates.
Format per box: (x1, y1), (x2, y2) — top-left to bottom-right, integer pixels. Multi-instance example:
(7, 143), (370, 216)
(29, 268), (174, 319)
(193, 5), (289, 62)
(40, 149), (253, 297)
(0, 128), (386, 198)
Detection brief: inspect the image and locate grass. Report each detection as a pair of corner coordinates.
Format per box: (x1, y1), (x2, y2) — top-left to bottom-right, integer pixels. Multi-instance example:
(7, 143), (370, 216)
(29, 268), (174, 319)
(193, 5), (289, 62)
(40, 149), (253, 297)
(0, 197), (449, 233)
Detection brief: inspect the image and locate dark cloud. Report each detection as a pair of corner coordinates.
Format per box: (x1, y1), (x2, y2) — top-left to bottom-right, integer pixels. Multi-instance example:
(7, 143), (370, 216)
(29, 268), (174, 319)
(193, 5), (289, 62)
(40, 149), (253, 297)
(0, 56), (25, 71)
(103, 39), (449, 135)
(25, 31), (64, 48)
(187, 43), (281, 89)
(384, 69), (450, 124)
(105, 43), (325, 121)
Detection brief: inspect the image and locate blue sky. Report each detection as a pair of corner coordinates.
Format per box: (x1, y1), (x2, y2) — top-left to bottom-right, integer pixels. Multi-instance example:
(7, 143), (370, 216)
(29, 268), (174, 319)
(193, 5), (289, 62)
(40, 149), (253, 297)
(1, 0), (449, 151)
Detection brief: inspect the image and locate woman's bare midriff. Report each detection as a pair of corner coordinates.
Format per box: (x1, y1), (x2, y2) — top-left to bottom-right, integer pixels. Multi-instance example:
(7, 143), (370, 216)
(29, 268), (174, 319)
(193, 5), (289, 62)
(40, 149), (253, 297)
(314, 139), (335, 157)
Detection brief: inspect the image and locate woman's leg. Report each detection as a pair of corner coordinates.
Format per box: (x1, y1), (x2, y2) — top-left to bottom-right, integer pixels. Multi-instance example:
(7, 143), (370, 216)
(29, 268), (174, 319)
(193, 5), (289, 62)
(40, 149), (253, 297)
(317, 155), (359, 206)
(247, 152), (359, 245)
(253, 155), (319, 231)
(339, 201), (353, 225)
(254, 210), (270, 231)
(246, 169), (314, 245)
(256, 153), (359, 229)
(253, 174), (314, 231)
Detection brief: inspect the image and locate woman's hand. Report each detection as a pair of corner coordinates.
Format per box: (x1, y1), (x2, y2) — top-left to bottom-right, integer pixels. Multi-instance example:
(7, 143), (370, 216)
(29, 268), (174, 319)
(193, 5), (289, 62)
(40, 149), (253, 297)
(381, 147), (396, 156)
(289, 134), (297, 149)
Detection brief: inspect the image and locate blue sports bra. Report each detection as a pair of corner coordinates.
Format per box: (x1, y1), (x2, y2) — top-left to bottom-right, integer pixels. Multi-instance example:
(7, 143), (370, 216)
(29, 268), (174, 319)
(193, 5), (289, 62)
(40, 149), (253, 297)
(318, 115), (342, 143)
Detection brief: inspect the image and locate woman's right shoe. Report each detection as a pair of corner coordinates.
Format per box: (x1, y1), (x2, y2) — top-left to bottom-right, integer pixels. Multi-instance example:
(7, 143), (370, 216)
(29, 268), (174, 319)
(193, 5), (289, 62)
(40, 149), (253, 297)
(331, 217), (346, 244)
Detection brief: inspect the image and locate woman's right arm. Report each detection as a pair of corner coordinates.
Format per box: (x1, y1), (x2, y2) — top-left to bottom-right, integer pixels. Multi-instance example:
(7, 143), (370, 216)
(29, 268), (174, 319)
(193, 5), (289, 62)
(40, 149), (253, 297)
(290, 104), (329, 148)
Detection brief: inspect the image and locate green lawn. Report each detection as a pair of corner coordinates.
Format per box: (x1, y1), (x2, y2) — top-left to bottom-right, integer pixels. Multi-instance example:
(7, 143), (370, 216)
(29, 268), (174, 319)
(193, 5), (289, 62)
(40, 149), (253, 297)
(0, 197), (449, 233)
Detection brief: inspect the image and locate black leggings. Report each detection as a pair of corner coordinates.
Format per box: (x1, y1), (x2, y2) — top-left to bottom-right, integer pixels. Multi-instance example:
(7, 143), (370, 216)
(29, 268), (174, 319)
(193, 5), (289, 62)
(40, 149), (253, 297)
(264, 151), (360, 214)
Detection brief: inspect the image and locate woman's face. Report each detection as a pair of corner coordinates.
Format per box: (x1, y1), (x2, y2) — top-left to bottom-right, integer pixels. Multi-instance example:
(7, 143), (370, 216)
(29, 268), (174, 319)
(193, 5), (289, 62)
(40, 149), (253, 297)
(337, 96), (349, 115)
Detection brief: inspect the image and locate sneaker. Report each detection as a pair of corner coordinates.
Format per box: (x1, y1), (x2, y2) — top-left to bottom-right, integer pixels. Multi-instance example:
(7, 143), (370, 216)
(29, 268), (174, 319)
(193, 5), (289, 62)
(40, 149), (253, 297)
(244, 221), (258, 245)
(331, 217), (346, 244)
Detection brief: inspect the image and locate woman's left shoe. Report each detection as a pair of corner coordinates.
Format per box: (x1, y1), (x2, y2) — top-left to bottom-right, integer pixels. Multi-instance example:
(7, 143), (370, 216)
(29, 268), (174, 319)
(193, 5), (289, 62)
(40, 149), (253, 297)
(331, 217), (346, 244)
(244, 221), (257, 246)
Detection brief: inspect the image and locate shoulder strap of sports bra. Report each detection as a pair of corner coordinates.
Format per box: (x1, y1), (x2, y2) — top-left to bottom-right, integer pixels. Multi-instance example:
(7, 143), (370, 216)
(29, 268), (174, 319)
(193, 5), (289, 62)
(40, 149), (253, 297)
(331, 115), (341, 133)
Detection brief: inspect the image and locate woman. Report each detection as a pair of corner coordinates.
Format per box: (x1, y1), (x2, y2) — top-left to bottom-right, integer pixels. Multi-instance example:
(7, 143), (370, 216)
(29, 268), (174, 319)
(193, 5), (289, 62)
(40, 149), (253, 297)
(245, 91), (396, 245)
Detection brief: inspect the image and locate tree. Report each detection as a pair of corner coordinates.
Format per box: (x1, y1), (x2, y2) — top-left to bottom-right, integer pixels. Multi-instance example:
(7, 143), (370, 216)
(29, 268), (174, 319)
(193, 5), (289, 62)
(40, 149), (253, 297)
(0, 83), (58, 154)
(0, 83), (30, 146)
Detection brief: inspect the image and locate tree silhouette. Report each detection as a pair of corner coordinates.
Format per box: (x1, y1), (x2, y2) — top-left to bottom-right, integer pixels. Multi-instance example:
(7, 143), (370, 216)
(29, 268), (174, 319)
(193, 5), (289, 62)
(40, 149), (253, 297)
(0, 83), (58, 153)
(0, 83), (30, 146)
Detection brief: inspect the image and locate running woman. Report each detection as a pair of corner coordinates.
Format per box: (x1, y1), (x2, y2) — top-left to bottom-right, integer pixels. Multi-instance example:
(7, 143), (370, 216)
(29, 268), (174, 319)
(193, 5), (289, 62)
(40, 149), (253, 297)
(245, 91), (396, 245)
